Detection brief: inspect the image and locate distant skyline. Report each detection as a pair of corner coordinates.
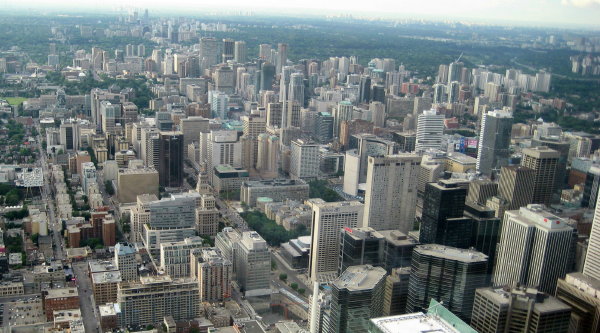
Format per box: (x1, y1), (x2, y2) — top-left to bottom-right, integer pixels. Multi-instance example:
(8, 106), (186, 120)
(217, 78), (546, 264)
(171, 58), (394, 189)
(2, 0), (600, 29)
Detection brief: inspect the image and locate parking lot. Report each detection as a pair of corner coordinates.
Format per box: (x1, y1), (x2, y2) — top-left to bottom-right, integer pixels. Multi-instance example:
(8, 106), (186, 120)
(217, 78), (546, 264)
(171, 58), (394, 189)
(2, 296), (45, 328)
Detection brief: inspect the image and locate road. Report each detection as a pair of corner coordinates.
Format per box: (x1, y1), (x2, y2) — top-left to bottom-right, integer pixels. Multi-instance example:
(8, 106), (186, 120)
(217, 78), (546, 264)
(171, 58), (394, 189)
(215, 197), (250, 231)
(72, 261), (101, 333)
(271, 251), (311, 299)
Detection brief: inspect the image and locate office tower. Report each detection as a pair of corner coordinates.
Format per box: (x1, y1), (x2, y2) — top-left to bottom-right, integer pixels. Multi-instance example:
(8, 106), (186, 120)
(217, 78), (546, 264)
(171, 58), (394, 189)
(476, 110), (513, 176)
(370, 101), (386, 127)
(233, 40), (247, 63)
(266, 102), (282, 128)
(285, 100), (302, 128)
(190, 248), (233, 302)
(137, 44), (145, 58)
(362, 154), (421, 233)
(116, 276), (200, 327)
(290, 139), (320, 180)
(466, 179), (498, 206)
(334, 100), (354, 137)
(584, 195), (600, 281)
(288, 72), (305, 107)
(260, 62), (275, 91)
(157, 131), (183, 188)
(382, 267), (411, 316)
(221, 38), (234, 62)
(498, 165), (535, 210)
(155, 111), (173, 131)
(493, 204), (575, 294)
(521, 146), (560, 206)
(200, 130), (242, 176)
(159, 237), (205, 278)
(338, 227), (385, 276)
(471, 287), (571, 333)
(531, 137), (570, 197)
(277, 43), (288, 73)
(448, 61), (464, 84)
(343, 134), (396, 196)
(114, 243), (137, 282)
(555, 273), (600, 333)
(377, 230), (418, 272)
(214, 66), (234, 94)
(463, 202), (501, 278)
(582, 165), (600, 209)
(322, 265), (387, 333)
(315, 112), (334, 143)
(407, 245), (488, 321)
(259, 43), (271, 60)
(195, 193), (220, 237)
(199, 37), (218, 72)
(180, 116), (209, 159)
(432, 83), (446, 104)
(59, 120), (80, 151)
(234, 231), (270, 295)
(359, 75), (371, 103)
(372, 85), (385, 103)
(415, 109), (444, 152)
(419, 179), (470, 248)
(447, 81), (460, 103)
(117, 167), (159, 203)
(309, 200), (364, 282)
(210, 91), (229, 119)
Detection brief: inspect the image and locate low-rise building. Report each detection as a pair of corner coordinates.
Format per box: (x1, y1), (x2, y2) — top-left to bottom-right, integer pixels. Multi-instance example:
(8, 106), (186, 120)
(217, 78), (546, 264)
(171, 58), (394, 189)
(43, 287), (80, 321)
(241, 179), (310, 207)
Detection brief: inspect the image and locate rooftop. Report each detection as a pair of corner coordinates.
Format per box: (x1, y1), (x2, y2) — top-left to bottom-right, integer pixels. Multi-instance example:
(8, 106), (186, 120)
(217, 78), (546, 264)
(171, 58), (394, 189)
(45, 287), (79, 299)
(334, 265), (387, 292)
(91, 271), (122, 284)
(415, 245), (488, 263)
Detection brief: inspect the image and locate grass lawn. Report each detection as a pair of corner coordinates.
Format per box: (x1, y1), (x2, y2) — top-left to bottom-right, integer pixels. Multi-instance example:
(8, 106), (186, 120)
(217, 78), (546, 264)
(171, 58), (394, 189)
(1, 97), (27, 106)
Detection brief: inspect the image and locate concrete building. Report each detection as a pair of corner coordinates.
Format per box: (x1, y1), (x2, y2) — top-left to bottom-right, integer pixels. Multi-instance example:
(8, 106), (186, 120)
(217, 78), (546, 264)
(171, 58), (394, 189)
(290, 139), (320, 180)
(309, 200), (364, 283)
(493, 204), (575, 294)
(362, 154), (420, 233)
(321, 265), (387, 333)
(584, 193), (600, 282)
(180, 117), (210, 158)
(195, 194), (220, 237)
(406, 245), (488, 321)
(343, 134), (396, 196)
(117, 167), (159, 203)
(476, 109), (513, 176)
(234, 231), (271, 295)
(91, 271), (121, 305)
(240, 179), (310, 207)
(159, 237), (205, 278)
(471, 287), (571, 333)
(382, 267), (411, 316)
(521, 146), (560, 206)
(338, 227), (385, 276)
(555, 272), (600, 333)
(117, 275), (200, 327)
(212, 164), (249, 193)
(465, 179), (498, 206)
(43, 287), (80, 321)
(415, 109), (444, 152)
(497, 165), (535, 210)
(191, 248), (233, 302)
(158, 131), (184, 187)
(114, 243), (137, 282)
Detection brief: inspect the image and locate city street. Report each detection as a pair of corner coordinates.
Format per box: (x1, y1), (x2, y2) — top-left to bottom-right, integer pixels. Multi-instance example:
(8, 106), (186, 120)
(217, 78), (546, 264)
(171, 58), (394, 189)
(72, 261), (101, 333)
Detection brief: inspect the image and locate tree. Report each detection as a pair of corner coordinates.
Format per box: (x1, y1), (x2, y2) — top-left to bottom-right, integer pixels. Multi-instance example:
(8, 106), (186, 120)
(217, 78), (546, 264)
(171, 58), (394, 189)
(279, 273), (287, 281)
(298, 288), (305, 295)
(105, 180), (115, 195)
(290, 282), (298, 291)
(271, 260), (277, 271)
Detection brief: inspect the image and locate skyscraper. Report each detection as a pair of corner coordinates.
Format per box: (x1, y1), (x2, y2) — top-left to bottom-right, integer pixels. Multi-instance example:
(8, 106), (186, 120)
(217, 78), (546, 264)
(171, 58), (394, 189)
(158, 131), (184, 188)
(309, 200), (364, 283)
(221, 38), (234, 62)
(233, 40), (247, 63)
(322, 265), (387, 333)
(415, 109), (444, 152)
(419, 179), (470, 248)
(234, 231), (271, 295)
(290, 139), (320, 180)
(199, 37), (218, 72)
(406, 245), (488, 321)
(190, 248), (233, 302)
(288, 73), (305, 107)
(584, 193), (600, 281)
(521, 146), (560, 206)
(476, 109), (513, 176)
(277, 43), (288, 74)
(493, 204), (575, 294)
(498, 165), (535, 210)
(114, 243), (137, 282)
(338, 227), (385, 276)
(555, 272), (600, 333)
(362, 154), (421, 233)
(465, 179), (498, 206)
(471, 286), (571, 333)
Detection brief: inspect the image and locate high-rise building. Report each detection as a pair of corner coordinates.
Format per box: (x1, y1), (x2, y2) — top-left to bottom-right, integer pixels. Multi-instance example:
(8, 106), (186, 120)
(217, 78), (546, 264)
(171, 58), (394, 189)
(260, 63), (275, 91)
(199, 37), (218, 72)
(471, 287), (571, 333)
(342, 134), (395, 196)
(498, 165), (535, 210)
(338, 227), (385, 276)
(190, 247), (233, 302)
(555, 273), (600, 333)
(463, 202), (501, 278)
(493, 204), (575, 294)
(234, 231), (271, 295)
(476, 109), (513, 176)
(180, 116), (209, 158)
(290, 139), (320, 180)
(277, 43), (288, 74)
(582, 165), (600, 209)
(419, 179), (470, 248)
(406, 245), (488, 321)
(116, 276), (200, 327)
(359, 75), (371, 103)
(322, 265), (387, 333)
(221, 38), (234, 62)
(521, 146), (560, 206)
(309, 200), (364, 283)
(60, 120), (80, 151)
(415, 109), (444, 152)
(233, 40), (247, 63)
(288, 73), (305, 107)
(362, 154), (421, 233)
(158, 131), (184, 187)
(214, 66), (235, 94)
(259, 44), (271, 60)
(100, 101), (121, 135)
(382, 267), (411, 316)
(584, 194), (600, 281)
(266, 102), (283, 128)
(466, 179), (498, 206)
(114, 243), (137, 282)
(448, 61), (464, 84)
(159, 237), (205, 278)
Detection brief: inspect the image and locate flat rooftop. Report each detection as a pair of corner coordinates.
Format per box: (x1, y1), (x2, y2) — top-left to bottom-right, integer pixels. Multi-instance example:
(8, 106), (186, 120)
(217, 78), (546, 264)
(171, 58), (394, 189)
(45, 287), (79, 299)
(334, 265), (387, 292)
(415, 244), (488, 263)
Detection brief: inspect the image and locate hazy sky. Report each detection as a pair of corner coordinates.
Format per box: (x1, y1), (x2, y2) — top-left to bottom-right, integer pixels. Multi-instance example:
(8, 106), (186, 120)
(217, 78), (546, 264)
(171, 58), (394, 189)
(3, 0), (600, 28)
